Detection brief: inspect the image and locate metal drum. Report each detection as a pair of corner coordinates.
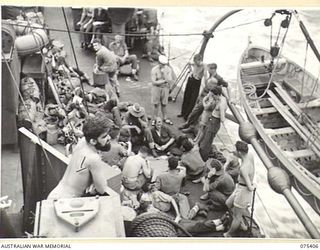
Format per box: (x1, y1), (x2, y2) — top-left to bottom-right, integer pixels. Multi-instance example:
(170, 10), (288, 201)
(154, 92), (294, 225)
(15, 28), (49, 56)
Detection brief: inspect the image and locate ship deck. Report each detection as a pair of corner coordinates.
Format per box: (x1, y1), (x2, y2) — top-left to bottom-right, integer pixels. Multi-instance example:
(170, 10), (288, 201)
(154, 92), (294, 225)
(1, 7), (261, 238)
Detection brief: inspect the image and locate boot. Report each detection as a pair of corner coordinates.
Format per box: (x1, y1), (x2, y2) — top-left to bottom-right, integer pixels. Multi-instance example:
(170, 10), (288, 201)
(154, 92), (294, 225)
(181, 127), (195, 134)
(151, 148), (158, 158)
(178, 123), (189, 130)
(187, 204), (200, 220)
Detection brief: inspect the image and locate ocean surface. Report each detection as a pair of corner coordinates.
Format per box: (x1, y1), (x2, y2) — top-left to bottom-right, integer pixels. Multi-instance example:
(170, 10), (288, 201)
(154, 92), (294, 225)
(158, 8), (320, 238)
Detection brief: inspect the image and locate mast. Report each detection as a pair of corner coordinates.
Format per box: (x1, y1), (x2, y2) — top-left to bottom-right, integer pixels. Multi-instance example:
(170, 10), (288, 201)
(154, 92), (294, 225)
(293, 10), (320, 64)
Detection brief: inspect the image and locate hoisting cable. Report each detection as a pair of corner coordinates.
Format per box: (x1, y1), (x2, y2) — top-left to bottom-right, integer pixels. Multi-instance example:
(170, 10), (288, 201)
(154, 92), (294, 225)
(245, 13), (292, 100)
(300, 42), (309, 99)
(61, 7), (89, 113)
(1, 51), (59, 182)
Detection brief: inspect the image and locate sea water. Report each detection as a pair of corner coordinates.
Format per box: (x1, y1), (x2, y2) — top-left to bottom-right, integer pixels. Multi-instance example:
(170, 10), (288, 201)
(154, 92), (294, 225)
(159, 8), (320, 238)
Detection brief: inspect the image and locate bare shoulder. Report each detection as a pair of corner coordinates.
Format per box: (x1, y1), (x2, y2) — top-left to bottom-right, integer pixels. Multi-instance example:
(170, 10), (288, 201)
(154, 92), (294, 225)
(85, 154), (103, 169)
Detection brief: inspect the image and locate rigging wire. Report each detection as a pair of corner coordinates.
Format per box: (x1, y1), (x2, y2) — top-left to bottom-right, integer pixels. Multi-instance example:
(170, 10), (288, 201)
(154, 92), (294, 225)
(255, 191), (280, 236)
(5, 17), (265, 38)
(61, 7), (89, 113)
(170, 38), (204, 94)
(246, 13), (292, 101)
(1, 51), (59, 183)
(300, 42), (309, 98)
(208, 18), (266, 33)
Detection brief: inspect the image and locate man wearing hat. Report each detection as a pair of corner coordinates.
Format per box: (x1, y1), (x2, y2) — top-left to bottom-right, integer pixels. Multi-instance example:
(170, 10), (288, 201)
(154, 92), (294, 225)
(122, 103), (157, 157)
(151, 55), (174, 126)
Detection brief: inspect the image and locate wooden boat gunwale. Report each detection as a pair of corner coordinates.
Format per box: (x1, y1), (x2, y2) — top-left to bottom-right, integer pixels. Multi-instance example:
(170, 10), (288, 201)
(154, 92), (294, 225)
(237, 45), (320, 206)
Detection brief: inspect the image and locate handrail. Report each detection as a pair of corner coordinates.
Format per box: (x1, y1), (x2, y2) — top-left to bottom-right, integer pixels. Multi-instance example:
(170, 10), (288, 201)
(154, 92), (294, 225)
(199, 9), (242, 56)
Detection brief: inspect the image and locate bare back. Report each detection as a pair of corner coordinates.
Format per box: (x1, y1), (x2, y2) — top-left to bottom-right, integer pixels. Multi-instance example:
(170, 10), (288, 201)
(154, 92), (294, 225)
(238, 152), (255, 185)
(47, 138), (107, 199)
(122, 155), (146, 179)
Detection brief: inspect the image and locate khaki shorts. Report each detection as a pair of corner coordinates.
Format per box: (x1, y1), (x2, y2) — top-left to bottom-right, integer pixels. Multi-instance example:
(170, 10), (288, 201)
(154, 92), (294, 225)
(122, 174), (147, 190)
(229, 184), (252, 209)
(151, 86), (169, 105)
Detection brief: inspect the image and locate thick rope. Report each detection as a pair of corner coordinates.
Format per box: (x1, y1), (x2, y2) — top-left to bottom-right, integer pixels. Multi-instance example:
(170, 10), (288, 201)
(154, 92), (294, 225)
(130, 212), (192, 237)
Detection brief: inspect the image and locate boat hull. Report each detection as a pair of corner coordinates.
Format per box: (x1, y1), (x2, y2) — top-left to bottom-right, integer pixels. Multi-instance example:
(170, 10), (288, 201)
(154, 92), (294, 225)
(237, 45), (320, 217)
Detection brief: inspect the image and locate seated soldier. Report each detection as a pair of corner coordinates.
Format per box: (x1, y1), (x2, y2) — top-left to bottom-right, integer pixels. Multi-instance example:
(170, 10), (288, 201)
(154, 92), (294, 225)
(151, 117), (176, 154)
(200, 159), (235, 211)
(155, 156), (190, 219)
(47, 116), (118, 199)
(100, 129), (129, 170)
(143, 25), (165, 62)
(137, 182), (181, 223)
(180, 139), (205, 179)
(192, 145), (227, 184)
(135, 183), (231, 235)
(122, 103), (157, 157)
(77, 8), (94, 49)
(95, 99), (122, 127)
(122, 146), (152, 191)
(109, 34), (139, 81)
(89, 8), (110, 45)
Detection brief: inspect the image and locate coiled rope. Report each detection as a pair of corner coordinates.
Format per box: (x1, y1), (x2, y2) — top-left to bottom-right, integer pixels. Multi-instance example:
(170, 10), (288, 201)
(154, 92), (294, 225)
(130, 212), (192, 237)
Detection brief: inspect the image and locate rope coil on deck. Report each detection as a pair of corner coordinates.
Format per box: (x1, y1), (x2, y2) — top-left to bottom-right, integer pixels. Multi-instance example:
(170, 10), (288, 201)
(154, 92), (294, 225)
(130, 213), (192, 237)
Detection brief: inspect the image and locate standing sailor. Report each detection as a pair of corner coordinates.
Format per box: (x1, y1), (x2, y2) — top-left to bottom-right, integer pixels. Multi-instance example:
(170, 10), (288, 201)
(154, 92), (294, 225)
(224, 141), (256, 237)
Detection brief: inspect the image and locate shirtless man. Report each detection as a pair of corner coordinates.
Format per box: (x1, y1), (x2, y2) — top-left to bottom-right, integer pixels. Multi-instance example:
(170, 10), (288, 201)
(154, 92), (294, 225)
(47, 116), (116, 199)
(224, 141), (255, 237)
(122, 146), (152, 190)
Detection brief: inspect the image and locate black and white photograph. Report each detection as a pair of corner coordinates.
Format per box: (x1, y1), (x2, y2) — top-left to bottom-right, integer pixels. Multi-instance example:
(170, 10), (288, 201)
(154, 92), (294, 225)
(1, 5), (320, 240)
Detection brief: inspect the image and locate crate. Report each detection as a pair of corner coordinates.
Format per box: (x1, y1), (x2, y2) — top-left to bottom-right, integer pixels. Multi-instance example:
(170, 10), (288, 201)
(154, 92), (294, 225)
(93, 71), (109, 86)
(22, 53), (46, 79)
(33, 188), (125, 238)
